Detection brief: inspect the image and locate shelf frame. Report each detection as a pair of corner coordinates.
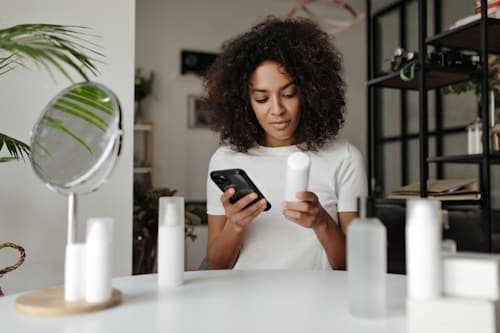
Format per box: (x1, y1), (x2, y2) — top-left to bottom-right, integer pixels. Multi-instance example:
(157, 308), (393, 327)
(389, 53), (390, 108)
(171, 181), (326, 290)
(428, 154), (500, 164)
(134, 123), (153, 131)
(479, 0), (492, 252)
(368, 66), (478, 90)
(366, 0), (496, 252)
(417, 0), (429, 197)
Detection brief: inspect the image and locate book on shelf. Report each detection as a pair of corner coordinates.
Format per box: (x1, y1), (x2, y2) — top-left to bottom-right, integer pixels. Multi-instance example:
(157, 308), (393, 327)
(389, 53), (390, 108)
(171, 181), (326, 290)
(387, 179), (481, 201)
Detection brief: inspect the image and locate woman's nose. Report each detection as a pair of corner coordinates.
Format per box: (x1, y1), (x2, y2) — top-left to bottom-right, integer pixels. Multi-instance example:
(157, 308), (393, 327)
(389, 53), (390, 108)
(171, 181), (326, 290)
(270, 96), (285, 116)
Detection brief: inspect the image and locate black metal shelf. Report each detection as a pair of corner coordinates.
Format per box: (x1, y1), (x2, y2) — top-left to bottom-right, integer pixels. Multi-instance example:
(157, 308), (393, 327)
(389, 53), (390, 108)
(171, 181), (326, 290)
(366, 0), (495, 252)
(427, 18), (500, 53)
(367, 66), (477, 90)
(428, 154), (500, 164)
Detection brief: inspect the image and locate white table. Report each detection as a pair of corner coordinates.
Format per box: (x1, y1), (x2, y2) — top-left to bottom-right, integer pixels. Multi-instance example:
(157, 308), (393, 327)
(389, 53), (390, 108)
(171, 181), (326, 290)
(0, 270), (408, 333)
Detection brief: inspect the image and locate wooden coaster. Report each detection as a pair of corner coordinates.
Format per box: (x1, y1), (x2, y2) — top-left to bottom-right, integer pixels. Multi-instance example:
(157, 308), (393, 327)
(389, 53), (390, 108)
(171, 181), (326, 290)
(15, 287), (122, 316)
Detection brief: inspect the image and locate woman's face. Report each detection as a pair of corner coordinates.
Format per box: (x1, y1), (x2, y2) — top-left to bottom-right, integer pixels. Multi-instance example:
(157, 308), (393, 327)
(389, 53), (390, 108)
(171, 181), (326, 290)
(249, 61), (300, 147)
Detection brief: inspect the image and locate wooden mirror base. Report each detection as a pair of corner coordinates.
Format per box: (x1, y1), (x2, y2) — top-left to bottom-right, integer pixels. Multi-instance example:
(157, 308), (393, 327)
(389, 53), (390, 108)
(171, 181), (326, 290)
(15, 287), (122, 316)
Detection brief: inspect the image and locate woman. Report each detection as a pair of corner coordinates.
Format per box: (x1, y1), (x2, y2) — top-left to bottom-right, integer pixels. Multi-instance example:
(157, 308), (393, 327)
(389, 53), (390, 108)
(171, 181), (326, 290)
(203, 16), (367, 270)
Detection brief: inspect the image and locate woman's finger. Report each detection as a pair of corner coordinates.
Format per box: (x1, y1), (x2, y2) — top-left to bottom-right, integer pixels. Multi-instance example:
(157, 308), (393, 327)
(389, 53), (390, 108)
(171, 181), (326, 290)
(237, 199), (267, 222)
(220, 187), (235, 207)
(295, 191), (318, 202)
(284, 200), (312, 213)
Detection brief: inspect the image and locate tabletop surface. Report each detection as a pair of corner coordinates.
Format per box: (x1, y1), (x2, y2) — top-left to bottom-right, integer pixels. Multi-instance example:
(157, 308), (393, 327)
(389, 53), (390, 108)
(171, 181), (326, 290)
(0, 270), (408, 333)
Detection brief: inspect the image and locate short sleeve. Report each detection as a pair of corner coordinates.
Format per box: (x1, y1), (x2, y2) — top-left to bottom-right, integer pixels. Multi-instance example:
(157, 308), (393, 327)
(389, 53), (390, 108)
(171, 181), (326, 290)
(336, 143), (368, 212)
(206, 151), (226, 215)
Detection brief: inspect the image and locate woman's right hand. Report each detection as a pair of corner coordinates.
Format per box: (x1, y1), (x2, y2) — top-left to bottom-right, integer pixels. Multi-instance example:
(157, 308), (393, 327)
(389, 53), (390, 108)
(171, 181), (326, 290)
(221, 187), (268, 232)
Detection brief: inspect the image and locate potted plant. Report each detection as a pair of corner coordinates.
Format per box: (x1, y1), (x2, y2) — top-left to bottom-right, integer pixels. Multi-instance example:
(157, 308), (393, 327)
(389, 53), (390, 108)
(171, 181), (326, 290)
(134, 68), (154, 124)
(442, 56), (500, 103)
(0, 23), (101, 294)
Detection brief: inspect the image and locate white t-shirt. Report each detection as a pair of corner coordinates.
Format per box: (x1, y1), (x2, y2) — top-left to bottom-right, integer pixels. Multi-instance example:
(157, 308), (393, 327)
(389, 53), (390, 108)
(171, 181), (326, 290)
(206, 139), (367, 270)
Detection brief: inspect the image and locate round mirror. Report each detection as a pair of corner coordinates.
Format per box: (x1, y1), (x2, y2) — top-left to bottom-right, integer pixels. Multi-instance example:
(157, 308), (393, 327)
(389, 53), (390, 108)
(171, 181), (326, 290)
(30, 82), (122, 195)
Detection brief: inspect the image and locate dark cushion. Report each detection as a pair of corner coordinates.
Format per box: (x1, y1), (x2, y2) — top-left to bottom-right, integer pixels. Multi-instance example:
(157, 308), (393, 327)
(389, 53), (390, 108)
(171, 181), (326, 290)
(375, 204), (494, 275)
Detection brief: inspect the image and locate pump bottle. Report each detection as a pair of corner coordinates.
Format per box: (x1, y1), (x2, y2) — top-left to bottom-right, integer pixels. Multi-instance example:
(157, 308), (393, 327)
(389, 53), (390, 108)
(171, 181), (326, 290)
(158, 197), (184, 287)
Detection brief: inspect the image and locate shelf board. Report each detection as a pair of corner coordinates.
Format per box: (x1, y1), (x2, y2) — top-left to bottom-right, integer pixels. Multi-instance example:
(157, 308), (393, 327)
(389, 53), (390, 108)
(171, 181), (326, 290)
(133, 167), (153, 174)
(134, 123), (153, 131)
(427, 18), (500, 53)
(368, 66), (477, 90)
(376, 198), (481, 207)
(428, 154), (500, 164)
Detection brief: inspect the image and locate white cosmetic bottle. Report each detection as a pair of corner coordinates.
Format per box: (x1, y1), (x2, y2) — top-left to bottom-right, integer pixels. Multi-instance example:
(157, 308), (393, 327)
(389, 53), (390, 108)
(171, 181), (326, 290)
(347, 196), (387, 317)
(284, 152), (311, 201)
(158, 197), (184, 287)
(85, 217), (113, 303)
(64, 242), (86, 302)
(406, 199), (442, 300)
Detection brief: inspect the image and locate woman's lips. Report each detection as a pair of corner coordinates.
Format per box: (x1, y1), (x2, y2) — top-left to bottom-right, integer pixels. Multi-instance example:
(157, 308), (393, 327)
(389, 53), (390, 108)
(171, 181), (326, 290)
(270, 120), (290, 130)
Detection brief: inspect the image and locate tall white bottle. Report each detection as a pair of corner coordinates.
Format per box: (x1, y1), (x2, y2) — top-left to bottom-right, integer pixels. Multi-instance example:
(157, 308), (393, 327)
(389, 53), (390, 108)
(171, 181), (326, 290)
(64, 243), (86, 302)
(284, 152), (311, 201)
(347, 196), (387, 317)
(406, 199), (442, 300)
(85, 217), (113, 303)
(158, 197), (184, 287)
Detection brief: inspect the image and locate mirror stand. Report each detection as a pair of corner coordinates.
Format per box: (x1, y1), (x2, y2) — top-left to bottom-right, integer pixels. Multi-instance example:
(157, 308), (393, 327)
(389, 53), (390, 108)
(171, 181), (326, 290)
(67, 192), (77, 244)
(15, 82), (124, 316)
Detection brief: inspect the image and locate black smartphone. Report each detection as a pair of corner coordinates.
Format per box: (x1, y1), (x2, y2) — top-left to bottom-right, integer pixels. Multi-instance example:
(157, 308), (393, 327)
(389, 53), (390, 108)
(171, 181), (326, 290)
(210, 168), (271, 211)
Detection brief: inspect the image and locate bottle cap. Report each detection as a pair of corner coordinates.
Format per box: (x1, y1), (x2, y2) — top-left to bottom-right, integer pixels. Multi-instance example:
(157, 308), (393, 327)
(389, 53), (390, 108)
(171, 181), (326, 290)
(164, 202), (179, 226)
(86, 217), (113, 243)
(287, 152), (310, 170)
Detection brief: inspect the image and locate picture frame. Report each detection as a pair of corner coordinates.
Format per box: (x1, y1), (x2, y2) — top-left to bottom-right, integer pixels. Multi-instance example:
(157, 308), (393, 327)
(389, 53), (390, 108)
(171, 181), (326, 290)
(187, 94), (210, 129)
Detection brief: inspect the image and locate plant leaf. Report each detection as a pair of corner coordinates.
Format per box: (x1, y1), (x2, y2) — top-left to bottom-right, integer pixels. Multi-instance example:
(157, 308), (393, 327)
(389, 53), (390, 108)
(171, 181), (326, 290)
(0, 23), (102, 82)
(0, 133), (30, 162)
(52, 102), (107, 132)
(41, 116), (93, 154)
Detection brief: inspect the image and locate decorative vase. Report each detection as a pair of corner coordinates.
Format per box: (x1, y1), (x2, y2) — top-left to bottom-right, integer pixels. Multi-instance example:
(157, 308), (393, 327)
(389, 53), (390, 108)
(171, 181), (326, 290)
(134, 100), (145, 124)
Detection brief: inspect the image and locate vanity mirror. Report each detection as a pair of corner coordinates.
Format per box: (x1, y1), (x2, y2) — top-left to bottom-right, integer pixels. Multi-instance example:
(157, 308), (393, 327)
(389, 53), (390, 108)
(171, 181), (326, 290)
(15, 81), (123, 316)
(30, 81), (123, 244)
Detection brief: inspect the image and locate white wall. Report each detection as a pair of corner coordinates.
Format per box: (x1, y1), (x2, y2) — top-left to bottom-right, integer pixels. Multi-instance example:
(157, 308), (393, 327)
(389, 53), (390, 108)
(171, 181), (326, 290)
(0, 0), (135, 293)
(135, 0), (368, 201)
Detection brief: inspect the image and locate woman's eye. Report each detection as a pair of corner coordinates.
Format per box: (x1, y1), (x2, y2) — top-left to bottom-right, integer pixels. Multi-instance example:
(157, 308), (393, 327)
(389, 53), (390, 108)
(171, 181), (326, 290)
(283, 91), (297, 98)
(255, 97), (268, 103)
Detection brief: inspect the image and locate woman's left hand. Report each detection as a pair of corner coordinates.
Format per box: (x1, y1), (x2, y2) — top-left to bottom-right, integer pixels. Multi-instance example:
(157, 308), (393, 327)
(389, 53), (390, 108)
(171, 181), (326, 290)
(282, 191), (331, 230)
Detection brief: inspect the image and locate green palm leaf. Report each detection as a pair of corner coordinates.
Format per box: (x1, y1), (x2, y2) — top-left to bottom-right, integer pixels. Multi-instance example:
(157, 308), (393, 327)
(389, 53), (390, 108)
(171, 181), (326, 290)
(41, 116), (93, 154)
(0, 23), (103, 163)
(0, 133), (30, 163)
(0, 23), (102, 81)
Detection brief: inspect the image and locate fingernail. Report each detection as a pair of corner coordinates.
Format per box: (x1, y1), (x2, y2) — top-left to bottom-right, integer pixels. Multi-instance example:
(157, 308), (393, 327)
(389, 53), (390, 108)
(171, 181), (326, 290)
(282, 202), (286, 208)
(250, 193), (257, 199)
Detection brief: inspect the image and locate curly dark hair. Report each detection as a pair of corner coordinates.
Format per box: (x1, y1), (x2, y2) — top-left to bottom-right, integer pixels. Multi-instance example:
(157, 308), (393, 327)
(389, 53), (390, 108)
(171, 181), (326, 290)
(203, 16), (346, 152)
